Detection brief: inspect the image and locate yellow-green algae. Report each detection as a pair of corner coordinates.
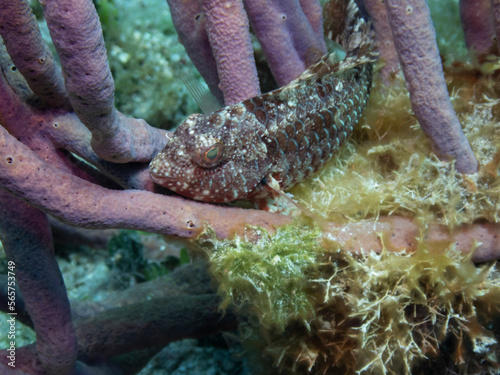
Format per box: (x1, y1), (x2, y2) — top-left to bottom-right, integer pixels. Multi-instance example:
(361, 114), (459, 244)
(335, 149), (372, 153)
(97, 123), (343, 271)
(291, 74), (500, 227)
(192, 64), (500, 373)
(201, 226), (324, 329)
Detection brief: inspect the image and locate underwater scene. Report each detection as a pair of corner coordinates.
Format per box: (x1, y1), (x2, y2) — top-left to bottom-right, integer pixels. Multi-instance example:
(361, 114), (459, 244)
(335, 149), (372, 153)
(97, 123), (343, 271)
(0, 0), (499, 374)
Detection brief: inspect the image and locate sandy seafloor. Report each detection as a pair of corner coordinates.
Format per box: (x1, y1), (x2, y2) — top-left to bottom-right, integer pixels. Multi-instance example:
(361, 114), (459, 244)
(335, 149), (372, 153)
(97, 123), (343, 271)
(0, 0), (488, 373)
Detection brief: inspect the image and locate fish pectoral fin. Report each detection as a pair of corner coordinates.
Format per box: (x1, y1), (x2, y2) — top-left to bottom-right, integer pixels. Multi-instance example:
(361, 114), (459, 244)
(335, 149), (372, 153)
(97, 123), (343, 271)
(262, 174), (282, 193)
(262, 175), (305, 211)
(180, 68), (223, 114)
(262, 175), (330, 227)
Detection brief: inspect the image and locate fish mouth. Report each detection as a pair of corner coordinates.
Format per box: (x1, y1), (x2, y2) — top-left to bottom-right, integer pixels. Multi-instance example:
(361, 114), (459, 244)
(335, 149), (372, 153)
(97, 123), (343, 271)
(149, 171), (176, 187)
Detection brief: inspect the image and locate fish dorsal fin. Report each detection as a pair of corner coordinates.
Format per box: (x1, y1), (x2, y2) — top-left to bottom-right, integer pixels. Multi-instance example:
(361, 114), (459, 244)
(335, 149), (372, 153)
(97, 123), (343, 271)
(289, 0), (378, 84)
(295, 46), (348, 81)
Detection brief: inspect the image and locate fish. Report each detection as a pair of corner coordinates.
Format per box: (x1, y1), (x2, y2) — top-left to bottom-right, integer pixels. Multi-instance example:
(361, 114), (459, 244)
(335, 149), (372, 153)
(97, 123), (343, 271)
(149, 0), (377, 203)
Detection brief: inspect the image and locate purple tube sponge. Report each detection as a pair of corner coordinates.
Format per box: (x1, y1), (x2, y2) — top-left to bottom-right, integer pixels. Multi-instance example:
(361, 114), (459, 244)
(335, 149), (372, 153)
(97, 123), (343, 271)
(41, 0), (166, 163)
(0, 0), (69, 108)
(243, 0), (327, 86)
(362, 0), (400, 83)
(384, 0), (478, 174)
(166, 0), (224, 104)
(299, 0), (325, 42)
(492, 0), (500, 52)
(0, 191), (78, 375)
(202, 0), (260, 105)
(460, 0), (498, 64)
(166, 0), (326, 102)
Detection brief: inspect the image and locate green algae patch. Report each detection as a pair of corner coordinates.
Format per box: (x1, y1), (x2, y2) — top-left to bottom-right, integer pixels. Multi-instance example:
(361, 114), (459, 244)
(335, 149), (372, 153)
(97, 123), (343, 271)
(194, 224), (500, 374)
(198, 225), (329, 329)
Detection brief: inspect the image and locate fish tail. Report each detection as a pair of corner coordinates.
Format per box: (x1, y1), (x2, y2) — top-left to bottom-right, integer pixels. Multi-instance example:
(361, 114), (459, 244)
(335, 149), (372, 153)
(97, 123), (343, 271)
(292, 0), (376, 83)
(340, 0), (378, 65)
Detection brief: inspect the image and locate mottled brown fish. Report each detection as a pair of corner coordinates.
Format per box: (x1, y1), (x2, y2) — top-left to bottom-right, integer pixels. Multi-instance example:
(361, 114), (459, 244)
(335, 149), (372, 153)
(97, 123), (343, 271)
(150, 0), (377, 203)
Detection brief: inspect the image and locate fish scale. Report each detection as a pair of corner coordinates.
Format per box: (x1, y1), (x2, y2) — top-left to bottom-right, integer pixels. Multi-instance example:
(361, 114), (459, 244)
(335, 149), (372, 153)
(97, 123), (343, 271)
(241, 62), (373, 195)
(149, 0), (377, 203)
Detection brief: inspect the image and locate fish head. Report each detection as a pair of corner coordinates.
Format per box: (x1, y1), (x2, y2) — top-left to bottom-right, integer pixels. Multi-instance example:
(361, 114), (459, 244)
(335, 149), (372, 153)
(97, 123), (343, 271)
(150, 105), (272, 202)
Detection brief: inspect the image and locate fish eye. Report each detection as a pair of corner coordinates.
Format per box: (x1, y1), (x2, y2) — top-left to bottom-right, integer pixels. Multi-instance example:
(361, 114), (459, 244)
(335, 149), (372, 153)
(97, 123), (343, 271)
(195, 141), (225, 168)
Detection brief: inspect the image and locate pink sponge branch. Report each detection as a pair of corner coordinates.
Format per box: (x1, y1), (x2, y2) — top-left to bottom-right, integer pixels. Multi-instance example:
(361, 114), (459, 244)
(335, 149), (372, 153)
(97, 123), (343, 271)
(38, 111), (163, 190)
(41, 0), (167, 163)
(0, 58), (31, 130)
(0, 123), (290, 238)
(0, 0), (70, 109)
(0, 70), (122, 185)
(327, 216), (500, 264)
(384, 0), (478, 174)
